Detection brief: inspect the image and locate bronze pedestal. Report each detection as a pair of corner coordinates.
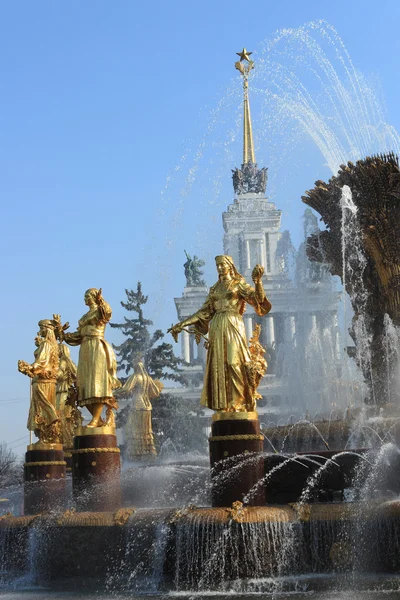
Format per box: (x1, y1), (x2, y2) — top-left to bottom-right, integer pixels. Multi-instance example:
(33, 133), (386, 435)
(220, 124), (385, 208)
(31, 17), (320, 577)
(64, 447), (73, 473)
(24, 443), (67, 515)
(209, 412), (265, 507)
(72, 426), (121, 511)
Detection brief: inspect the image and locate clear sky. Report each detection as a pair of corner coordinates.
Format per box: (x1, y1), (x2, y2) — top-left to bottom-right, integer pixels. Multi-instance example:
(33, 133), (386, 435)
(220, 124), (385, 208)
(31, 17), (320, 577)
(1, 0), (400, 453)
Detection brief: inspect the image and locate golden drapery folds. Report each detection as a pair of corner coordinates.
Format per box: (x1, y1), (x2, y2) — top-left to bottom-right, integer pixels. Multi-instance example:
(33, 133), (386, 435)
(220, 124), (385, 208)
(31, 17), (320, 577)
(64, 288), (121, 428)
(116, 361), (163, 459)
(18, 319), (61, 445)
(169, 256), (271, 412)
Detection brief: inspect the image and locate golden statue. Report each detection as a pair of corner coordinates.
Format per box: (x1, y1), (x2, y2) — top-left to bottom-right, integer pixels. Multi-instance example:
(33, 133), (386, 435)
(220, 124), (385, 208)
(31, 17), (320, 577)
(116, 359), (163, 459)
(18, 318), (61, 445)
(62, 288), (121, 428)
(56, 343), (83, 447)
(168, 255), (271, 412)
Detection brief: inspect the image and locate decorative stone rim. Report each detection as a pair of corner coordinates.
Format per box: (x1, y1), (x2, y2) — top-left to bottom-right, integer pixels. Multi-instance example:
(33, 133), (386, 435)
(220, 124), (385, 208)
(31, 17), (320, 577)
(209, 434), (264, 442)
(212, 411), (258, 422)
(24, 461), (67, 467)
(71, 447), (120, 454)
(75, 425), (116, 436)
(27, 443), (63, 451)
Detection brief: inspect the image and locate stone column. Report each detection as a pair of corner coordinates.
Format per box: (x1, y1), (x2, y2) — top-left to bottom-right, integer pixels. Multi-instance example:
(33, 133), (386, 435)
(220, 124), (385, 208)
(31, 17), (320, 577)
(265, 315), (275, 347)
(197, 339), (206, 365)
(244, 315), (253, 341)
(284, 315), (295, 342)
(289, 315), (296, 342)
(259, 238), (265, 268)
(333, 313), (341, 360)
(309, 313), (317, 332)
(246, 240), (251, 270)
(182, 330), (190, 363)
(189, 334), (195, 363)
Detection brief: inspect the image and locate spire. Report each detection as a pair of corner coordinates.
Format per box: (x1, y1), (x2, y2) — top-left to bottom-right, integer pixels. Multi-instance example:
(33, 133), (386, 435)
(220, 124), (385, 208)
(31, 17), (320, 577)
(235, 48), (256, 164)
(232, 48), (268, 196)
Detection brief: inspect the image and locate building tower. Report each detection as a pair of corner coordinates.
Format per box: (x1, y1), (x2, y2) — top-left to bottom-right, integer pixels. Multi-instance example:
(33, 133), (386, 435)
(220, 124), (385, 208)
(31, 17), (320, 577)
(223, 48), (282, 350)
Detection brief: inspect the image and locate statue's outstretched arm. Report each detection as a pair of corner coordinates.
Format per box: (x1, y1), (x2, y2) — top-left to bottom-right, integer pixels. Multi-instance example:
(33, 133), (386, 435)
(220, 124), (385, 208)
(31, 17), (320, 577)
(114, 373), (138, 397)
(64, 331), (83, 346)
(18, 340), (52, 378)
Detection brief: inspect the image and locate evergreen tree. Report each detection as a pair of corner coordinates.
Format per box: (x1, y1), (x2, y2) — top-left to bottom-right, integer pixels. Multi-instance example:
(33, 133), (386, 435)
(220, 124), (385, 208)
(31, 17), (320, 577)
(152, 394), (207, 455)
(110, 282), (184, 383)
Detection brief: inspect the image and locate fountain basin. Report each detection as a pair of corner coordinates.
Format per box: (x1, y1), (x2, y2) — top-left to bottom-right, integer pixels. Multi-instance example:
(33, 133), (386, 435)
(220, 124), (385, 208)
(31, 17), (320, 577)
(1, 502), (399, 592)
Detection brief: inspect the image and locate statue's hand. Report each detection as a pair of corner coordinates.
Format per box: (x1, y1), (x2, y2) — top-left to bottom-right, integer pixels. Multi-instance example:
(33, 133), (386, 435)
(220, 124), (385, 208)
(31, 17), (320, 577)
(18, 360), (31, 376)
(96, 288), (103, 305)
(252, 264), (265, 284)
(52, 314), (69, 341)
(167, 323), (184, 343)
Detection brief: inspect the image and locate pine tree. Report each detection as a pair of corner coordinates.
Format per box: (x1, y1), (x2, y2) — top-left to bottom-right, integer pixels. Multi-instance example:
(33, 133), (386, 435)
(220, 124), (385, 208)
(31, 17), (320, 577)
(152, 394), (207, 454)
(110, 282), (184, 382)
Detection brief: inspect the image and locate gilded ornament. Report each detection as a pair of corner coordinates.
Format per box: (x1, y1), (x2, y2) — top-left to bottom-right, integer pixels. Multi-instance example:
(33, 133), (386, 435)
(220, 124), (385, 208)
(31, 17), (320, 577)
(226, 500), (246, 523)
(113, 507), (135, 526)
(236, 48), (253, 62)
(289, 502), (311, 522)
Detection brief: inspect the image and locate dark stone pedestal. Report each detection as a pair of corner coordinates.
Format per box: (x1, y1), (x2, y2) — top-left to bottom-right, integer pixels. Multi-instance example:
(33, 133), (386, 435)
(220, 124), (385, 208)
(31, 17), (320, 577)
(72, 426), (121, 511)
(209, 412), (265, 507)
(24, 444), (67, 515)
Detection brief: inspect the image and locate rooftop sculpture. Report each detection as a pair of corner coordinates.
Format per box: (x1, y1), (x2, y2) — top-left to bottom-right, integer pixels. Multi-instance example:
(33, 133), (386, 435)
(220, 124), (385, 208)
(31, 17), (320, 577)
(183, 250), (206, 287)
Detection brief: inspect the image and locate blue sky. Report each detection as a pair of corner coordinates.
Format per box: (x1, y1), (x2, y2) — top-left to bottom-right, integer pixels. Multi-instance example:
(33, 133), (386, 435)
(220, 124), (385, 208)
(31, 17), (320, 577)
(1, 0), (400, 452)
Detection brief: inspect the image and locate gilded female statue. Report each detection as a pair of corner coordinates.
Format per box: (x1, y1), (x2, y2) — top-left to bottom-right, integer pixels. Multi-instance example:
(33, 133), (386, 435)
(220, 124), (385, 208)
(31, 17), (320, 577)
(18, 319), (60, 445)
(116, 359), (163, 459)
(63, 288), (121, 428)
(56, 343), (82, 447)
(168, 255), (271, 412)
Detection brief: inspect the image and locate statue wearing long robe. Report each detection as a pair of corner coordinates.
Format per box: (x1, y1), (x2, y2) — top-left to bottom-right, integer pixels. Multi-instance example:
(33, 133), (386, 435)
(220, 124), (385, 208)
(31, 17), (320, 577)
(64, 288), (120, 427)
(169, 256), (271, 412)
(117, 362), (163, 460)
(18, 320), (60, 445)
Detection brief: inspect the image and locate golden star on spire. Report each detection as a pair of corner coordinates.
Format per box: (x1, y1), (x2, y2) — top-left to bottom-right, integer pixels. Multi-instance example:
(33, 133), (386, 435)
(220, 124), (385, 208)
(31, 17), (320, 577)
(236, 48), (253, 62)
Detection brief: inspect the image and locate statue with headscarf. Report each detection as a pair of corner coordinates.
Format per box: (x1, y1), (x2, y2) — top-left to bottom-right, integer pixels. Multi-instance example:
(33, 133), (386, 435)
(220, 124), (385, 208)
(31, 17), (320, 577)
(169, 256), (271, 412)
(115, 358), (163, 460)
(18, 318), (61, 445)
(61, 288), (121, 428)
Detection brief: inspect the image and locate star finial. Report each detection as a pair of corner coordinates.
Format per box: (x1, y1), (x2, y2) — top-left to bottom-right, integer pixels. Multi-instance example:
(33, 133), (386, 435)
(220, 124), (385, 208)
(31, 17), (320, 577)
(236, 48), (253, 62)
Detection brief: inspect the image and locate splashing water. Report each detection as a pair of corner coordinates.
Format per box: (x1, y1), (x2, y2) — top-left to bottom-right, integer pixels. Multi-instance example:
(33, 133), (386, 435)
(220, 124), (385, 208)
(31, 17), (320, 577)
(340, 184), (371, 405)
(257, 20), (400, 176)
